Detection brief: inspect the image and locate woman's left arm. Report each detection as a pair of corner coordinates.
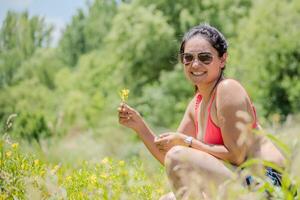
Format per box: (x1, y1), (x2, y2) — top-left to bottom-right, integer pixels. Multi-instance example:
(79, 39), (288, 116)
(190, 80), (255, 165)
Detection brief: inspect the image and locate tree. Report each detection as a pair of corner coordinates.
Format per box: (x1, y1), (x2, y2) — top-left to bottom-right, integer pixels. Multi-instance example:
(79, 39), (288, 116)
(58, 9), (86, 67)
(58, 0), (118, 66)
(14, 48), (66, 89)
(135, 0), (253, 38)
(0, 11), (53, 87)
(136, 64), (193, 129)
(229, 0), (300, 118)
(105, 2), (176, 94)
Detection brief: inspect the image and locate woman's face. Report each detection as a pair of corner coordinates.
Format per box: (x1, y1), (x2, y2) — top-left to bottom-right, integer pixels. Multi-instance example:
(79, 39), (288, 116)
(182, 36), (226, 87)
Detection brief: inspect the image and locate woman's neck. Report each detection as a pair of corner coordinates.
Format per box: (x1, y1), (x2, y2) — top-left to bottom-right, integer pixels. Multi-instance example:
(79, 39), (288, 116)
(196, 76), (224, 103)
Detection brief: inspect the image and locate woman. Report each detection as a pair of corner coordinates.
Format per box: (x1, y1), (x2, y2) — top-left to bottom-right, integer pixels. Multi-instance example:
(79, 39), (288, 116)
(118, 24), (285, 199)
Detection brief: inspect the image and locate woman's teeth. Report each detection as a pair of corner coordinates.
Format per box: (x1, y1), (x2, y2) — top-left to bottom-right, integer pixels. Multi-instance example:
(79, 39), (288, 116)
(191, 72), (205, 76)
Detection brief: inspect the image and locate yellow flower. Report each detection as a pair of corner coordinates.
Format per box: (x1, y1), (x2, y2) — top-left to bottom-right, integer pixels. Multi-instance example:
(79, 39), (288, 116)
(0, 194), (8, 200)
(21, 163), (25, 170)
(34, 159), (39, 166)
(119, 88), (130, 102)
(51, 164), (60, 174)
(5, 151), (12, 158)
(89, 174), (97, 184)
(66, 176), (72, 182)
(100, 173), (108, 179)
(40, 170), (45, 176)
(156, 188), (164, 194)
(118, 160), (125, 166)
(101, 157), (109, 164)
(11, 143), (19, 149)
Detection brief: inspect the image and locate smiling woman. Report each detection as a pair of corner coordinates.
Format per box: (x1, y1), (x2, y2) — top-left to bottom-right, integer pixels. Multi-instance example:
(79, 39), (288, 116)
(118, 23), (286, 199)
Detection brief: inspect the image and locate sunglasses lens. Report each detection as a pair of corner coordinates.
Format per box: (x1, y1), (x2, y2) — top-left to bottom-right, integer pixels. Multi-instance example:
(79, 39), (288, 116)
(198, 53), (213, 64)
(183, 53), (194, 64)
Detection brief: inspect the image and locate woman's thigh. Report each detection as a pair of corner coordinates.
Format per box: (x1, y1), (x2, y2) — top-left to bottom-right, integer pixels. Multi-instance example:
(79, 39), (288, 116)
(165, 146), (234, 183)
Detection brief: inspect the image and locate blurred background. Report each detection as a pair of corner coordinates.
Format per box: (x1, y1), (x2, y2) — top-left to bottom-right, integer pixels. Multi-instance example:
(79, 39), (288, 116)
(0, 0), (300, 169)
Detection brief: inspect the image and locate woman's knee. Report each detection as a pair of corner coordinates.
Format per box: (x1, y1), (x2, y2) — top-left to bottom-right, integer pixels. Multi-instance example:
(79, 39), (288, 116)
(165, 146), (211, 167)
(164, 145), (187, 168)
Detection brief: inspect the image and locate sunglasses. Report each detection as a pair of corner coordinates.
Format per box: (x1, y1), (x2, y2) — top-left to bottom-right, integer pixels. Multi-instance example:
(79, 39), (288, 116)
(180, 52), (213, 65)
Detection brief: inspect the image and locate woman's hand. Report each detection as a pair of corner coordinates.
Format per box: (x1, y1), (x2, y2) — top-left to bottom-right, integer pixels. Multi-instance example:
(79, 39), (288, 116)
(154, 132), (188, 153)
(118, 102), (144, 131)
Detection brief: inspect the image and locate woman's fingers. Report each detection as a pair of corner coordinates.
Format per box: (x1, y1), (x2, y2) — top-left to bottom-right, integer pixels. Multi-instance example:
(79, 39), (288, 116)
(118, 103), (136, 117)
(154, 137), (170, 151)
(158, 133), (171, 139)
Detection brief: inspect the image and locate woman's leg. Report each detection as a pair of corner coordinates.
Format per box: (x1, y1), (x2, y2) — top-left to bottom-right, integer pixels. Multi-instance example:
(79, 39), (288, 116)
(163, 145), (234, 199)
(159, 192), (176, 200)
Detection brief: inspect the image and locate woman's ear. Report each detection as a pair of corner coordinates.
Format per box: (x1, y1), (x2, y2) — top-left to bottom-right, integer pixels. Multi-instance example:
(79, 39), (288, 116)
(220, 52), (228, 69)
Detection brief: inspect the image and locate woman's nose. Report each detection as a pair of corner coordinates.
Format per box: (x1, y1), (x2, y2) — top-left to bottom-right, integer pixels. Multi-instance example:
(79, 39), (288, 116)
(191, 58), (202, 68)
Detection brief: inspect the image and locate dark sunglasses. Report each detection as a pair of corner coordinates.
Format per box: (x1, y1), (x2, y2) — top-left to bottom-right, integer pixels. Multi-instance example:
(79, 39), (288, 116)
(180, 52), (213, 65)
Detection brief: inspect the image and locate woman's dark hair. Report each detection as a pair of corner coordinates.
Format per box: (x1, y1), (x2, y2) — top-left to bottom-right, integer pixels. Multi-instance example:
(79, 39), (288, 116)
(180, 23), (228, 57)
(179, 23), (228, 93)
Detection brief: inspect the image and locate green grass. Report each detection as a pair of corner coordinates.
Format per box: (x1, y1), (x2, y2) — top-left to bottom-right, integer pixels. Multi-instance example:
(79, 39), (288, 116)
(0, 137), (167, 200)
(1, 115), (300, 199)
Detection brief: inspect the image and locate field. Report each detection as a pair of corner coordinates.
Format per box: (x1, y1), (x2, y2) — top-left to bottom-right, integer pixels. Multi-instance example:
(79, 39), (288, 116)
(1, 115), (300, 199)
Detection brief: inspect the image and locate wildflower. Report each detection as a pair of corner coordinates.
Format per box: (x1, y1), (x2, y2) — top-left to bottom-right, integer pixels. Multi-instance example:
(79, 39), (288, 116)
(119, 88), (130, 102)
(40, 170), (45, 176)
(101, 157), (109, 164)
(100, 173), (108, 180)
(66, 176), (72, 182)
(0, 194), (8, 200)
(156, 189), (164, 194)
(119, 160), (125, 166)
(51, 164), (60, 174)
(34, 159), (39, 166)
(5, 151), (12, 158)
(11, 143), (19, 149)
(89, 174), (97, 184)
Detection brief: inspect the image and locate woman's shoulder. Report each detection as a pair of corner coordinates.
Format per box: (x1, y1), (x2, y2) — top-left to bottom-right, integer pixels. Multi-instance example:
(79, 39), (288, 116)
(216, 78), (249, 105)
(217, 79), (248, 95)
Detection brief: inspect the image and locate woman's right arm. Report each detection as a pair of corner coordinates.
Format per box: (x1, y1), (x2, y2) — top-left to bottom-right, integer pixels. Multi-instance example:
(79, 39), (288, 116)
(118, 103), (165, 165)
(177, 96), (197, 136)
(118, 95), (197, 165)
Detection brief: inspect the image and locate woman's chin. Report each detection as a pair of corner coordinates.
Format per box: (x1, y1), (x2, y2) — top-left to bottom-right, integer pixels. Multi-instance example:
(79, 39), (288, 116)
(188, 76), (206, 85)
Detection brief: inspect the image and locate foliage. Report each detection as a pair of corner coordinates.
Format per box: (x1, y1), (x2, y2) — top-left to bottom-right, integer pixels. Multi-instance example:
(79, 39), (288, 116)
(0, 80), (56, 138)
(0, 1), (300, 198)
(13, 48), (66, 89)
(135, 0), (253, 38)
(136, 64), (193, 129)
(58, 0), (117, 66)
(105, 2), (176, 94)
(229, 0), (300, 119)
(0, 11), (53, 87)
(0, 137), (167, 200)
(11, 112), (51, 142)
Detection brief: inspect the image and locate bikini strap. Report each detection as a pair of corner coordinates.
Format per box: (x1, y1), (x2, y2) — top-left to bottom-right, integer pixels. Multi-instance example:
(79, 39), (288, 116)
(208, 90), (217, 113)
(194, 94), (202, 138)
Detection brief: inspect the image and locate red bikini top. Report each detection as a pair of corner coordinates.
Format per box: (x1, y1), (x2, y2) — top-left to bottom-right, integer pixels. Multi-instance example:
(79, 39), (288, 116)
(194, 91), (258, 145)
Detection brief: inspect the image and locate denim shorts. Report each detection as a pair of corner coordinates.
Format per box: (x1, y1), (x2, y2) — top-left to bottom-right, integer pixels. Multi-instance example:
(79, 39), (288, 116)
(245, 167), (297, 197)
(245, 167), (282, 187)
